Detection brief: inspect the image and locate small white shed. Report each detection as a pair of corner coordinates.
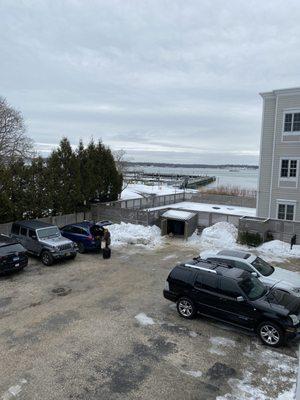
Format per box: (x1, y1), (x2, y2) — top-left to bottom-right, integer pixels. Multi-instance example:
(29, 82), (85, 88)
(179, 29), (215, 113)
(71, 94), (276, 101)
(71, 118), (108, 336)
(161, 209), (198, 239)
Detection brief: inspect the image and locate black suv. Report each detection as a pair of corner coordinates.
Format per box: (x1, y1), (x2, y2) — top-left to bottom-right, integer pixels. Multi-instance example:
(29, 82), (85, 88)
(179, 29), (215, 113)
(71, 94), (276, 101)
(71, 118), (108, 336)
(0, 235), (28, 275)
(163, 258), (300, 347)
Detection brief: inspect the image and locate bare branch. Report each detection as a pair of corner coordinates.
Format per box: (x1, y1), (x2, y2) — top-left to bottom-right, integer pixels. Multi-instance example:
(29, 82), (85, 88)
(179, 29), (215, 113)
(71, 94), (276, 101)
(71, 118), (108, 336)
(0, 97), (34, 165)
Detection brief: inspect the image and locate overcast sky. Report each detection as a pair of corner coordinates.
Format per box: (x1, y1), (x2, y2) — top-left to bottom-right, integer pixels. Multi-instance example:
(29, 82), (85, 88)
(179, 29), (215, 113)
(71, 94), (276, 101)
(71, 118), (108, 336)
(1, 0), (300, 164)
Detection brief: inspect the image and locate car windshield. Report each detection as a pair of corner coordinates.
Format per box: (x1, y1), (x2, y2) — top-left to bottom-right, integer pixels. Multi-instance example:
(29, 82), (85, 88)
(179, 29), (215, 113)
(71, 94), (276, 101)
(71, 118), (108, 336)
(238, 276), (268, 300)
(37, 227), (60, 239)
(251, 257), (274, 276)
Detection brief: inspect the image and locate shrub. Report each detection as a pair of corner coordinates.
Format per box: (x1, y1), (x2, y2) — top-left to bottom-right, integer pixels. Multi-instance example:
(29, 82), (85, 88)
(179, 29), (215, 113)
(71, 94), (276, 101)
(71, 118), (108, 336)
(238, 231), (263, 247)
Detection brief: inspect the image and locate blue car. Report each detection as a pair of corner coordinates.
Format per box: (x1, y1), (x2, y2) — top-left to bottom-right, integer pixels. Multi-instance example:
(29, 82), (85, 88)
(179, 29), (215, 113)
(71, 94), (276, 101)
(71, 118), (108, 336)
(60, 221), (104, 253)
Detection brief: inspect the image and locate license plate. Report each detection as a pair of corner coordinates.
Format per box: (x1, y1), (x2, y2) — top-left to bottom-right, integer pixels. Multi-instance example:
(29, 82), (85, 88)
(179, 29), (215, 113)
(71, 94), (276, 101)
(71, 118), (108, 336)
(65, 253), (71, 257)
(13, 257), (19, 261)
(15, 263), (20, 267)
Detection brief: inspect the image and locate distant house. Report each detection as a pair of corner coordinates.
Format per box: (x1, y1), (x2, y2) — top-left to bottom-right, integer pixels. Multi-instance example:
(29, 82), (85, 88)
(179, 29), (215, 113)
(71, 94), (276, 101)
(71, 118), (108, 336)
(257, 87), (300, 222)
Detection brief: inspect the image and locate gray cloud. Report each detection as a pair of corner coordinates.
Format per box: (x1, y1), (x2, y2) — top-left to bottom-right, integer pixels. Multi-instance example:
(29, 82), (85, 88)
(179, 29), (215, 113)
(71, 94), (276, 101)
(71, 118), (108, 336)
(1, 0), (300, 164)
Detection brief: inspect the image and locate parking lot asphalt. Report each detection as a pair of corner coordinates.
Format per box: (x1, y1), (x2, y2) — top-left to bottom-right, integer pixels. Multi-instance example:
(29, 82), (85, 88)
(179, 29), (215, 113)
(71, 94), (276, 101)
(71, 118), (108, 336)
(0, 243), (298, 400)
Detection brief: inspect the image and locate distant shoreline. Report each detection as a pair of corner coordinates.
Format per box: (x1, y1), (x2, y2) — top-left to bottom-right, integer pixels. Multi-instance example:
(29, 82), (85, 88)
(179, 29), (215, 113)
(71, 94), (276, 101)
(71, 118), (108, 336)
(125, 162), (258, 169)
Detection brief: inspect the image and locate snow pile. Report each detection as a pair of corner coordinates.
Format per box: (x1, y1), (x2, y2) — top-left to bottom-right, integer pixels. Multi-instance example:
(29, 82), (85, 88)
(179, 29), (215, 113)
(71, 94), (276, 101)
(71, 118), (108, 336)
(109, 222), (164, 248)
(258, 240), (300, 260)
(180, 370), (202, 378)
(189, 222), (238, 249)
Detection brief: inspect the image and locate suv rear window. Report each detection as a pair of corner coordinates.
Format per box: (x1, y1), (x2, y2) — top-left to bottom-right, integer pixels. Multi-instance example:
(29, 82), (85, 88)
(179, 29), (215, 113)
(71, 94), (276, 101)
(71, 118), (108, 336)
(170, 267), (194, 284)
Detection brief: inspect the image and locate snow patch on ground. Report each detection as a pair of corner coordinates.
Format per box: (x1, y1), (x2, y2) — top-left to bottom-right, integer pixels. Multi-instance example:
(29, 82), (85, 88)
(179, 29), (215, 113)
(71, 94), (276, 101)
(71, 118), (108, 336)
(180, 369), (202, 378)
(276, 384), (296, 399)
(109, 223), (164, 249)
(216, 371), (268, 400)
(2, 379), (27, 400)
(240, 342), (297, 400)
(135, 313), (155, 326)
(162, 254), (177, 261)
(209, 336), (236, 356)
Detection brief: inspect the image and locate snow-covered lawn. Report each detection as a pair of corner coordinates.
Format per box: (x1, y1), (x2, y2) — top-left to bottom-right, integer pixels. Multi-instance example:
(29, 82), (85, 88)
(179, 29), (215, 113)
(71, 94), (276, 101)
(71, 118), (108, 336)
(121, 183), (196, 200)
(148, 201), (256, 217)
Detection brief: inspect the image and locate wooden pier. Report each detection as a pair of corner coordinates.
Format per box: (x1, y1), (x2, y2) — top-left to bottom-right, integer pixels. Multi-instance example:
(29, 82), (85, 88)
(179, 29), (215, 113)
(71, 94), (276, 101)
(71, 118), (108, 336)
(124, 171), (216, 189)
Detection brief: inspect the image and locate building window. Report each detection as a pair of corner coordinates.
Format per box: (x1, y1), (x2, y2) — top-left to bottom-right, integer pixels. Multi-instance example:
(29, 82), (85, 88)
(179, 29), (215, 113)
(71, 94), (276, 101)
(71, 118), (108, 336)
(277, 203), (295, 221)
(280, 159), (297, 178)
(284, 113), (300, 133)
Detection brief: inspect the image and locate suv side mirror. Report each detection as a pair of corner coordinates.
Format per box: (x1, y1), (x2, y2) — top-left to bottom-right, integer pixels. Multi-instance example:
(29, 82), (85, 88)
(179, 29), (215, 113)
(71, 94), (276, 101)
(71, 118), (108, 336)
(236, 296), (244, 302)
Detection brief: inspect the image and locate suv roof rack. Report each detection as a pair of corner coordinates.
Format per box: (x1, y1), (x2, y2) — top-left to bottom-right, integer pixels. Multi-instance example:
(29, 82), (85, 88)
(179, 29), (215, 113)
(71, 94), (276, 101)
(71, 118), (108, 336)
(184, 263), (217, 274)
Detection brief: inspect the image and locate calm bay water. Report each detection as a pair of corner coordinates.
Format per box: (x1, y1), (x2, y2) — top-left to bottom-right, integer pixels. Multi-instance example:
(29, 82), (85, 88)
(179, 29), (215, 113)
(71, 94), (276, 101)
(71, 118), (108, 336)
(128, 166), (258, 190)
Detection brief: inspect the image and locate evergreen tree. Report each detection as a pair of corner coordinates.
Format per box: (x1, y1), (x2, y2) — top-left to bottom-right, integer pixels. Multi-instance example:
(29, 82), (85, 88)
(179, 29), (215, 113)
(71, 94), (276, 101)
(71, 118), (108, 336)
(47, 138), (82, 214)
(24, 157), (51, 218)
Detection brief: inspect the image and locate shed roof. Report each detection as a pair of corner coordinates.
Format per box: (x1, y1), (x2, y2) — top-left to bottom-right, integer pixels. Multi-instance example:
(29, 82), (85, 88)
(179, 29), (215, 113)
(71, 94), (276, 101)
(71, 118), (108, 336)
(162, 210), (196, 221)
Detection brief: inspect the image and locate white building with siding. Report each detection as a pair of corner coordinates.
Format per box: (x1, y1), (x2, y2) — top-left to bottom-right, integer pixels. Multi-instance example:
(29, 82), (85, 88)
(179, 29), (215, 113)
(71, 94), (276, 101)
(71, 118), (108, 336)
(257, 87), (300, 222)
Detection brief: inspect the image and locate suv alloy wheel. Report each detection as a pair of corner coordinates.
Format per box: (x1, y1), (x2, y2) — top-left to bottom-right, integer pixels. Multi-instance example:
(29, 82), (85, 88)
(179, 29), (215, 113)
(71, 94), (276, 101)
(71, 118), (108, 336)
(258, 321), (284, 347)
(41, 250), (54, 266)
(177, 297), (196, 319)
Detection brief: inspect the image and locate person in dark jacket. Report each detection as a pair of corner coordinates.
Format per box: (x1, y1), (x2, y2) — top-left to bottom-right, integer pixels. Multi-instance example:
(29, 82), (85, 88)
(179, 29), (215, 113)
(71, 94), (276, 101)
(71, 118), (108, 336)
(103, 229), (111, 249)
(291, 234), (297, 250)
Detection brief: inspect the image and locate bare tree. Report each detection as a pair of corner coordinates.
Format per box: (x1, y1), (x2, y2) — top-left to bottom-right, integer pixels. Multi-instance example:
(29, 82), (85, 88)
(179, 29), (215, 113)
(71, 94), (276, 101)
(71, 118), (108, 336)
(113, 149), (128, 174)
(113, 149), (131, 198)
(0, 97), (34, 165)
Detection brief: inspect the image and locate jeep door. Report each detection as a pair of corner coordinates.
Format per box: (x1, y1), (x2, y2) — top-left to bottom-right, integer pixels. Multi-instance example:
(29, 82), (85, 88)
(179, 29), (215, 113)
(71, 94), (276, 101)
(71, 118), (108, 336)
(216, 277), (257, 329)
(192, 272), (223, 318)
(28, 229), (40, 254)
(18, 227), (28, 248)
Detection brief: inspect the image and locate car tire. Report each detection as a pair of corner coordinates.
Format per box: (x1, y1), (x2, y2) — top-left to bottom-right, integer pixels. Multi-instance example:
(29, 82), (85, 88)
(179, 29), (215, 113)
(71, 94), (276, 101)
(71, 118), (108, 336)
(68, 253), (77, 260)
(177, 297), (196, 319)
(257, 321), (284, 347)
(41, 251), (54, 266)
(77, 243), (85, 254)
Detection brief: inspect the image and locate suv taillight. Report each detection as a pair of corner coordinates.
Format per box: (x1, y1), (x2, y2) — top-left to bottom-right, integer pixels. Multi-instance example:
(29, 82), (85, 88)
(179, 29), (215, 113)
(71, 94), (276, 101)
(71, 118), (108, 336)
(164, 281), (170, 291)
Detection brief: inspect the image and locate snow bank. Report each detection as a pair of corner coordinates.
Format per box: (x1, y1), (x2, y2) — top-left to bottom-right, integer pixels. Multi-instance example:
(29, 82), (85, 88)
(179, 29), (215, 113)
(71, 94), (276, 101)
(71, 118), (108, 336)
(109, 222), (163, 249)
(189, 222), (238, 249)
(258, 240), (300, 260)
